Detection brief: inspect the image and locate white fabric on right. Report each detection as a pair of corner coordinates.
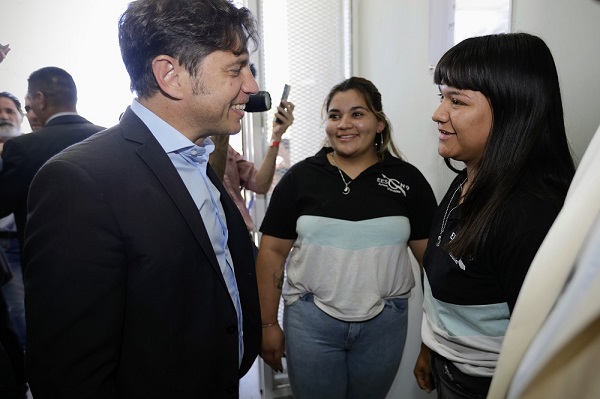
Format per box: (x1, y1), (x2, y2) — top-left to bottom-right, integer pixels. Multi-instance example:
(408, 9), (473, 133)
(487, 125), (600, 398)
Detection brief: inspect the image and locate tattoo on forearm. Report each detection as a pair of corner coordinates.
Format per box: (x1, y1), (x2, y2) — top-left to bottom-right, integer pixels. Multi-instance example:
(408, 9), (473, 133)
(276, 272), (284, 290)
(272, 263), (284, 290)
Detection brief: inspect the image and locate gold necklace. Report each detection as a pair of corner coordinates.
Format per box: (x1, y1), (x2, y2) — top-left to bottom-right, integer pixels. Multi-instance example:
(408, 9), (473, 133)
(329, 153), (352, 195)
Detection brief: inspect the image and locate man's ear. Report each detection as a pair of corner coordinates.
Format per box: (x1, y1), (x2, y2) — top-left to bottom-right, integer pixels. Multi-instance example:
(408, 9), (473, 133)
(151, 55), (185, 100)
(34, 91), (47, 111)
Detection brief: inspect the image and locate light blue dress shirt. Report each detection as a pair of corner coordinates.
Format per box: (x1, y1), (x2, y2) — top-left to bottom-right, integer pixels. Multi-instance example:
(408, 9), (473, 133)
(130, 100), (244, 366)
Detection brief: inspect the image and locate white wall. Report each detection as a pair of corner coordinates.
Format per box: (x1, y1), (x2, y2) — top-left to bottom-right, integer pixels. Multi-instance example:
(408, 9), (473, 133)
(353, 0), (453, 202)
(0, 0), (133, 132)
(353, 2), (451, 398)
(511, 0), (600, 162)
(353, 1), (600, 398)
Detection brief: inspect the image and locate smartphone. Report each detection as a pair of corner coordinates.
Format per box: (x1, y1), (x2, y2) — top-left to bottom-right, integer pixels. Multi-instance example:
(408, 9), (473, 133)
(275, 84), (291, 124)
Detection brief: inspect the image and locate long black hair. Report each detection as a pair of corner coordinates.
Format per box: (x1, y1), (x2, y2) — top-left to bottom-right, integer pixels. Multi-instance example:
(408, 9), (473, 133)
(434, 33), (575, 260)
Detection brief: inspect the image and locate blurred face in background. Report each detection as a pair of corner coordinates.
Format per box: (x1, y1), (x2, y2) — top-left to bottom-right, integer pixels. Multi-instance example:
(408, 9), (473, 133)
(0, 96), (22, 140)
(24, 97), (42, 131)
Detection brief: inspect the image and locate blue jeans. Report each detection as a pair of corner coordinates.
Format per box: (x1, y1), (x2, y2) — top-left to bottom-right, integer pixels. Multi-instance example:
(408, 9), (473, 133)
(283, 293), (408, 399)
(0, 238), (25, 349)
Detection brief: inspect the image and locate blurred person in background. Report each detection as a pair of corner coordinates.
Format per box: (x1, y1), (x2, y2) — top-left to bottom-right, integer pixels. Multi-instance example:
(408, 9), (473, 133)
(0, 91), (26, 348)
(0, 90), (27, 399)
(0, 66), (104, 261)
(222, 100), (294, 245)
(23, 97), (42, 131)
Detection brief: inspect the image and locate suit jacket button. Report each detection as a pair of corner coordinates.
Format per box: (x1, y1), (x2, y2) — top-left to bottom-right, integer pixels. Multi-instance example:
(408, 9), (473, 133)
(226, 325), (236, 334)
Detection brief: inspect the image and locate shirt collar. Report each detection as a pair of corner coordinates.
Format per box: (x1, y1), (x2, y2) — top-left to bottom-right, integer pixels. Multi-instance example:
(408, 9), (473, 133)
(131, 99), (194, 153)
(130, 99), (216, 155)
(45, 112), (79, 124)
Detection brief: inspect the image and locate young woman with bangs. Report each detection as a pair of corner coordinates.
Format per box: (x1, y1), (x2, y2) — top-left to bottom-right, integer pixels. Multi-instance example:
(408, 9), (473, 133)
(414, 33), (575, 399)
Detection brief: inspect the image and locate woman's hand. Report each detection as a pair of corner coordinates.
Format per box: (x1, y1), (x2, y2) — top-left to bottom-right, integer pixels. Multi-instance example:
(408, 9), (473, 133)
(272, 100), (295, 139)
(260, 323), (285, 372)
(414, 343), (435, 393)
(0, 43), (10, 63)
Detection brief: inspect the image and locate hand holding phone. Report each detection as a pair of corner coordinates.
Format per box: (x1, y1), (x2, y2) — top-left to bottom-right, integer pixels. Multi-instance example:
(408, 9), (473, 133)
(275, 84), (291, 124)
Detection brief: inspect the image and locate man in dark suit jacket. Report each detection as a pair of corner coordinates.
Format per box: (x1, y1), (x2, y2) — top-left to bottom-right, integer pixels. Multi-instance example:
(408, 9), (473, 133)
(0, 67), (104, 257)
(24, 1), (262, 398)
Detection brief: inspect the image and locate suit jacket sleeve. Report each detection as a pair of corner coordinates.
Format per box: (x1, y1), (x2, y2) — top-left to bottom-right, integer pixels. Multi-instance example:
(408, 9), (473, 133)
(25, 158), (125, 399)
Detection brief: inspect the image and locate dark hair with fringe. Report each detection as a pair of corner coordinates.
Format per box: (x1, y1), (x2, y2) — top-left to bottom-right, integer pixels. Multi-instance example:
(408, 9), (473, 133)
(118, 0), (259, 99)
(323, 76), (403, 159)
(434, 33), (575, 260)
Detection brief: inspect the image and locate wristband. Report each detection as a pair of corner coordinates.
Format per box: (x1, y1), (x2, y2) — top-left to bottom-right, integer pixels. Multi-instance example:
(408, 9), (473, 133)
(270, 140), (280, 148)
(262, 322), (278, 328)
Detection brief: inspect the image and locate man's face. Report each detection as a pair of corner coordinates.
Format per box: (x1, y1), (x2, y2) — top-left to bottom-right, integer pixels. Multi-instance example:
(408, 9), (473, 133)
(181, 49), (259, 139)
(24, 97), (42, 131)
(25, 89), (49, 126)
(0, 96), (23, 139)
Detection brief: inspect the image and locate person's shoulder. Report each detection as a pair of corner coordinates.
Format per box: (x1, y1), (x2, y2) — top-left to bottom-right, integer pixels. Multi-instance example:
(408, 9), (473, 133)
(285, 158), (310, 175)
(45, 114), (88, 126)
(50, 123), (120, 158)
(273, 153), (321, 187)
(3, 130), (42, 149)
(499, 177), (565, 232)
(308, 147), (330, 161)
(382, 153), (413, 168)
(508, 192), (563, 224)
(293, 148), (329, 169)
(227, 144), (243, 162)
(511, 173), (565, 208)
(35, 116), (105, 135)
(381, 154), (429, 179)
(6, 132), (34, 143)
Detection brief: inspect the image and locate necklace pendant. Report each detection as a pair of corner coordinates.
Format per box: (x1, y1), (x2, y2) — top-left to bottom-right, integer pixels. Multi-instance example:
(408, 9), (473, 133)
(436, 235), (442, 247)
(330, 153), (353, 196)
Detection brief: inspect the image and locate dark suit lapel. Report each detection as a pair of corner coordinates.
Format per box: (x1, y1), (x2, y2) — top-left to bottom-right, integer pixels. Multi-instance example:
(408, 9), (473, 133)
(121, 109), (228, 287)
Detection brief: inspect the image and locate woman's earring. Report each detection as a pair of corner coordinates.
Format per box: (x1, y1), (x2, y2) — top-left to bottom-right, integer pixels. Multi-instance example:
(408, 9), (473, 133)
(376, 132), (383, 149)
